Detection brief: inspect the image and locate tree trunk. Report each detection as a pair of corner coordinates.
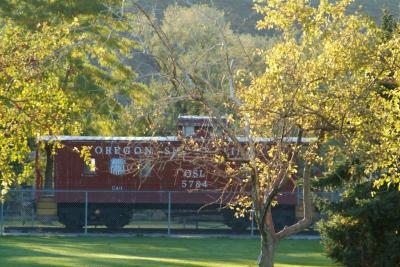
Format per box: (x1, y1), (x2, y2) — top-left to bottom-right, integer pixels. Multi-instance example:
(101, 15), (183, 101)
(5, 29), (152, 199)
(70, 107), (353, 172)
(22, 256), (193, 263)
(44, 143), (54, 190)
(258, 236), (275, 267)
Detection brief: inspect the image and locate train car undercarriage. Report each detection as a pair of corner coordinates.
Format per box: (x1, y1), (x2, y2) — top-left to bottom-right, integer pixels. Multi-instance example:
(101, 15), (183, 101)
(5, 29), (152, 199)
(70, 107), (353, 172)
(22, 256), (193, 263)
(57, 203), (296, 232)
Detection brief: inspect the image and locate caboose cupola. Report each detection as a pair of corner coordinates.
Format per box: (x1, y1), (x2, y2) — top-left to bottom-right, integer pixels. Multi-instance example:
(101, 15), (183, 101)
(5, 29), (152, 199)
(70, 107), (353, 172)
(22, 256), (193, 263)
(177, 115), (226, 137)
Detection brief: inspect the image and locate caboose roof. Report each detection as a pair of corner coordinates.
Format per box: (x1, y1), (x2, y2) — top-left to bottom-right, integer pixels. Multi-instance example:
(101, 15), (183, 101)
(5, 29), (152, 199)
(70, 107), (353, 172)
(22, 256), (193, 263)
(38, 136), (179, 142)
(177, 115), (227, 127)
(38, 136), (316, 143)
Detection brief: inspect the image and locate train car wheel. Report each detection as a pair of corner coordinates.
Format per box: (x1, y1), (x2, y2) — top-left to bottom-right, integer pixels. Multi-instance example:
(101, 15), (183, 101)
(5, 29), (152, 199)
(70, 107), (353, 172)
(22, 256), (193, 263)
(103, 208), (132, 230)
(58, 205), (85, 230)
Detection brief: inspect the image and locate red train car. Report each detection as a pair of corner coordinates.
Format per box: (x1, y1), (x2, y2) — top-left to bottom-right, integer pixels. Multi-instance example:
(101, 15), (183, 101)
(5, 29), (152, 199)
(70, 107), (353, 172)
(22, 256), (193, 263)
(37, 116), (300, 230)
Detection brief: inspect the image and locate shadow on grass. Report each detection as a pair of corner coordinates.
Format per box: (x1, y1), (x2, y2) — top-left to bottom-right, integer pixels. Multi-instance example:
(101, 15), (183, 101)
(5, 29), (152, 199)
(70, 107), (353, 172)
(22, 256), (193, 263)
(0, 236), (338, 267)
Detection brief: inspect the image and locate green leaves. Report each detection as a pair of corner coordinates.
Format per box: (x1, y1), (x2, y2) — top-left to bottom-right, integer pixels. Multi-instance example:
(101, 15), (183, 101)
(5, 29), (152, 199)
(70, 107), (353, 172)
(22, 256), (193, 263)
(0, 21), (80, 193)
(318, 181), (400, 266)
(0, 0), (148, 136)
(130, 4), (273, 135)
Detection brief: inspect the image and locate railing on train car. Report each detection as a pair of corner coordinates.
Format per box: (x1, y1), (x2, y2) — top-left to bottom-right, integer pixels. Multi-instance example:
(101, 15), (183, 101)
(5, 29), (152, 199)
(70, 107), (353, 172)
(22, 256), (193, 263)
(0, 188), (340, 236)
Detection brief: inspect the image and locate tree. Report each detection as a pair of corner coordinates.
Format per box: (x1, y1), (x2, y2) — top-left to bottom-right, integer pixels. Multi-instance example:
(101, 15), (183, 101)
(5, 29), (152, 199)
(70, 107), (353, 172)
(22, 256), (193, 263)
(314, 10), (400, 267)
(0, 0), (148, 136)
(0, 21), (80, 195)
(0, 1), (155, 189)
(132, 0), (400, 266)
(316, 172), (400, 267)
(244, 1), (400, 265)
(129, 3), (273, 134)
(382, 9), (398, 41)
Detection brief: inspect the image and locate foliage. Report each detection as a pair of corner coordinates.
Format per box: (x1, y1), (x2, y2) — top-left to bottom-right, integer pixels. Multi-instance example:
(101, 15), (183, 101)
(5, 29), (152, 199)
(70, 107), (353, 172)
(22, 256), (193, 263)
(128, 1), (400, 266)
(0, 1), (152, 190)
(226, 0), (400, 265)
(0, 22), (80, 194)
(311, 160), (363, 190)
(0, 0), (148, 136)
(135, 0), (400, 35)
(314, 11), (400, 266)
(318, 181), (400, 267)
(382, 9), (398, 41)
(135, 0), (265, 35)
(250, 0), (400, 189)
(125, 0), (400, 265)
(130, 4), (272, 134)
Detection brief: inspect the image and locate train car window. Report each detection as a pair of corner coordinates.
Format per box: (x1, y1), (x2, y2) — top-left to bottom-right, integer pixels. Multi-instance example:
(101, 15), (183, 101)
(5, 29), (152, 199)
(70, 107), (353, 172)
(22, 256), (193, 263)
(184, 126), (195, 136)
(109, 158), (126, 176)
(83, 158), (96, 175)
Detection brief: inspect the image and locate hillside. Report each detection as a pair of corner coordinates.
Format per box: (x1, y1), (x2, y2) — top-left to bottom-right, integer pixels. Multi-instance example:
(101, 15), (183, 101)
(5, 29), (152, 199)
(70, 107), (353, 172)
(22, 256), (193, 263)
(356, 0), (399, 21)
(136, 0), (400, 34)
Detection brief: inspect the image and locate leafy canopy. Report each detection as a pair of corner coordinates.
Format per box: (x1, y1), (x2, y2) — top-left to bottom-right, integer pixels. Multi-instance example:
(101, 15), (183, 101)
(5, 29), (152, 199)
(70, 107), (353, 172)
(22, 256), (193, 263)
(0, 21), (80, 194)
(0, 0), (149, 136)
(130, 4), (272, 134)
(245, 0), (400, 188)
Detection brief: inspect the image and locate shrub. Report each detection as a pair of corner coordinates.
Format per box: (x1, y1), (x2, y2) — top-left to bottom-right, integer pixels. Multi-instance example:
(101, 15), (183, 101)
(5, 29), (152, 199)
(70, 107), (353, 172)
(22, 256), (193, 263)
(318, 182), (400, 267)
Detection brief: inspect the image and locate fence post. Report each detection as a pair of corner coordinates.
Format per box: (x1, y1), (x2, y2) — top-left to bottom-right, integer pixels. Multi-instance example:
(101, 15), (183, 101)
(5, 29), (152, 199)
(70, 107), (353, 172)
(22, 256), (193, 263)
(0, 200), (4, 236)
(250, 209), (254, 237)
(84, 191), (88, 235)
(31, 189), (35, 227)
(167, 191), (171, 236)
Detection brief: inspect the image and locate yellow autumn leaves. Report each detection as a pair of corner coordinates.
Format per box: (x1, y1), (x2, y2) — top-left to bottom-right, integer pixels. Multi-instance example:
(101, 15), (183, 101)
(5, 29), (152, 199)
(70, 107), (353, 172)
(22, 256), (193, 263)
(242, 0), (400, 188)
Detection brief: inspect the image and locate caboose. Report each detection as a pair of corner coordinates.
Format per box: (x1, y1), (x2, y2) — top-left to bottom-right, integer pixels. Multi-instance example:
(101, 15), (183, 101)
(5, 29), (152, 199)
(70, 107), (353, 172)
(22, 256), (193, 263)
(36, 116), (301, 230)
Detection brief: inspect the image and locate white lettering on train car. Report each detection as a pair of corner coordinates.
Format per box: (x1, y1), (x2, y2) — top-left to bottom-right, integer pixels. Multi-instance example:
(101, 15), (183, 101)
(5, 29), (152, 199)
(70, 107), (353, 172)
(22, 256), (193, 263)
(182, 169), (206, 178)
(180, 168), (208, 188)
(134, 147), (142, 155)
(112, 185), (123, 190)
(181, 180), (207, 188)
(92, 144), (238, 158)
(123, 147), (130, 154)
(144, 147), (153, 155)
(94, 146), (103, 154)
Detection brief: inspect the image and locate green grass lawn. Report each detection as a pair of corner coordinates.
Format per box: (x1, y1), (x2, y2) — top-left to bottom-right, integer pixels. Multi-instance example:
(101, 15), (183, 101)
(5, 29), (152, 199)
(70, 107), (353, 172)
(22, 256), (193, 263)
(0, 236), (339, 267)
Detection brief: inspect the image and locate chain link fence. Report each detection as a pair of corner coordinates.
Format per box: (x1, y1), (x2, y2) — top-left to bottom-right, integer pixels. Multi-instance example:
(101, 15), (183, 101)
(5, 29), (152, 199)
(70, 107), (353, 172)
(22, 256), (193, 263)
(0, 189), (340, 236)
